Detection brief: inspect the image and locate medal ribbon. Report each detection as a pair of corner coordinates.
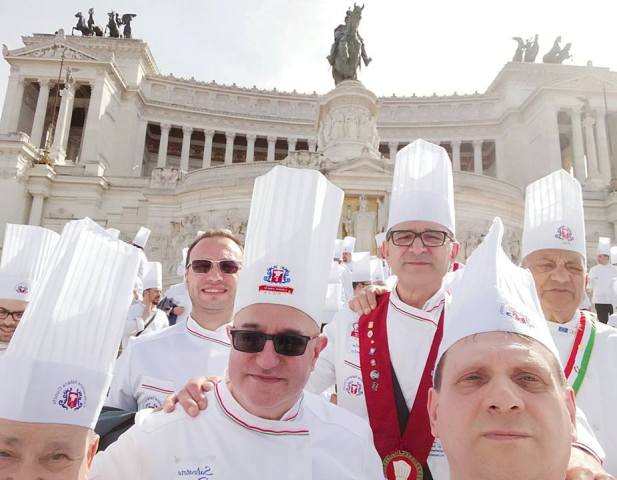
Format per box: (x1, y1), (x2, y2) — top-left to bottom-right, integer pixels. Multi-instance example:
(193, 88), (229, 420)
(563, 312), (596, 395)
(359, 292), (444, 467)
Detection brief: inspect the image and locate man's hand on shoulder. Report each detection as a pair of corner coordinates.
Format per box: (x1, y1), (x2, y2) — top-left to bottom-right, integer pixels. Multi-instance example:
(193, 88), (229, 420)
(160, 376), (222, 416)
(348, 284), (389, 315)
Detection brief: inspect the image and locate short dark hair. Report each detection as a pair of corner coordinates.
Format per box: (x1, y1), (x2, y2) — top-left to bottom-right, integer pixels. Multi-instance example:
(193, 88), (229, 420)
(185, 229), (244, 268)
(433, 333), (566, 391)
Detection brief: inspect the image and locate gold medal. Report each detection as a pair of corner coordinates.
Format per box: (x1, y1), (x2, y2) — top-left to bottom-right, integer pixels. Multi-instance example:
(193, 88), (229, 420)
(383, 451), (423, 480)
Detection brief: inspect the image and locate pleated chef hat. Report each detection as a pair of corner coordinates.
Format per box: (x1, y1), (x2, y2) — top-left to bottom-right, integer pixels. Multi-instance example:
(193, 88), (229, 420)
(342, 236), (356, 254)
(0, 224), (60, 302)
(333, 239), (344, 260)
(438, 217), (560, 366)
(387, 139), (455, 234)
(176, 247), (189, 276)
(611, 246), (617, 265)
(233, 165), (343, 324)
(0, 218), (140, 428)
(132, 226), (151, 249)
(597, 237), (611, 257)
(143, 261), (162, 290)
(521, 170), (586, 261)
(374, 232), (386, 249)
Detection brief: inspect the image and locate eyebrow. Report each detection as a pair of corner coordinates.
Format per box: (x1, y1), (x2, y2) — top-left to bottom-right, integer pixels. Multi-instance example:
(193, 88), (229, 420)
(0, 436), (20, 446)
(237, 323), (306, 336)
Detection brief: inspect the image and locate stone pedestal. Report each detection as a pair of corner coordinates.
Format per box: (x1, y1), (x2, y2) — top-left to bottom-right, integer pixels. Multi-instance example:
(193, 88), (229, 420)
(317, 80), (380, 162)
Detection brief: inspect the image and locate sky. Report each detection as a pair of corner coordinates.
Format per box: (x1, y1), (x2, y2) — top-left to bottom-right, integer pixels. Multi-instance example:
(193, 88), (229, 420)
(0, 0), (616, 107)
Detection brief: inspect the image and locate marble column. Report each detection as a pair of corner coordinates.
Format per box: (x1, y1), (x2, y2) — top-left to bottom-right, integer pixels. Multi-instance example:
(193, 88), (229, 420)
(246, 134), (256, 163)
(288, 137), (297, 153)
(596, 114), (612, 182)
(50, 83), (76, 164)
(0, 74), (25, 134)
(308, 138), (317, 152)
(180, 126), (193, 172)
(80, 78), (105, 163)
(202, 129), (214, 168)
(388, 141), (398, 160)
(473, 140), (483, 174)
(157, 123), (171, 168)
(451, 140), (461, 171)
(570, 111), (586, 182)
(583, 115), (601, 180)
(225, 131), (236, 165)
(30, 80), (51, 148)
(28, 194), (45, 226)
(267, 135), (277, 162)
(132, 118), (148, 176)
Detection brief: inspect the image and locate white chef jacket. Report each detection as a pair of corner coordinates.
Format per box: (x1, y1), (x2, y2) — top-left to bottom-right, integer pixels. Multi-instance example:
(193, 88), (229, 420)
(0, 341), (7, 357)
(306, 285), (450, 478)
(588, 263), (617, 304)
(91, 381), (384, 480)
(121, 303), (169, 349)
(163, 282), (192, 324)
(107, 317), (230, 410)
(548, 310), (617, 474)
(306, 283), (605, 479)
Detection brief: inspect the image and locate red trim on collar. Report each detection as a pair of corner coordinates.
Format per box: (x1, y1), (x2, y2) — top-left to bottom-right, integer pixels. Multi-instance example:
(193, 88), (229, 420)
(214, 383), (308, 436)
(388, 300), (442, 326)
(141, 383), (174, 394)
(186, 325), (231, 347)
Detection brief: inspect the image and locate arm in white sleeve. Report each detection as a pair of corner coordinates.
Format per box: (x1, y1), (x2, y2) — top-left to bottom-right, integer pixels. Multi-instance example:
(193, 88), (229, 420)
(105, 342), (139, 411)
(89, 418), (145, 479)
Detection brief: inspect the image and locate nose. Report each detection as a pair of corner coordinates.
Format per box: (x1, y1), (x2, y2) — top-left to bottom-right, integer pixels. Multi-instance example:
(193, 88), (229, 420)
(549, 262), (570, 284)
(406, 235), (429, 254)
(483, 376), (523, 413)
(204, 264), (224, 282)
(255, 339), (281, 370)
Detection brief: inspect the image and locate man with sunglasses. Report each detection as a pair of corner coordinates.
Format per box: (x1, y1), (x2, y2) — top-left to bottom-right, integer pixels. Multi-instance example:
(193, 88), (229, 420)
(105, 229), (243, 411)
(91, 165), (383, 479)
(0, 224), (59, 356)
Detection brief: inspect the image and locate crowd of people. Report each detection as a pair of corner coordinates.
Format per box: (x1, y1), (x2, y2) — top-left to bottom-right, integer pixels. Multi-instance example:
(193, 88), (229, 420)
(0, 139), (616, 479)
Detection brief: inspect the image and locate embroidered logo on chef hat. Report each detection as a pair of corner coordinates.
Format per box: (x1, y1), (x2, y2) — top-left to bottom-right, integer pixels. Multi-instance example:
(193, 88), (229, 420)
(259, 265), (294, 294)
(555, 225), (574, 243)
(499, 303), (533, 327)
(53, 380), (87, 412)
(14, 282), (29, 295)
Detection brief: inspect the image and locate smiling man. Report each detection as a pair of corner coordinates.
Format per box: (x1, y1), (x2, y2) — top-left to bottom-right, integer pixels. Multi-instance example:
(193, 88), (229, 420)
(429, 217), (576, 480)
(91, 165), (383, 479)
(0, 218), (139, 480)
(106, 229), (242, 410)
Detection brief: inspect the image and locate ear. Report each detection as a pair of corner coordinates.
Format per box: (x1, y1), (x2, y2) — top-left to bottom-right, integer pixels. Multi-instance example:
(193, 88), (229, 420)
(450, 241), (460, 264)
(86, 433), (100, 467)
(565, 387), (577, 442)
(310, 335), (329, 370)
(427, 387), (440, 438)
(226, 325), (233, 341)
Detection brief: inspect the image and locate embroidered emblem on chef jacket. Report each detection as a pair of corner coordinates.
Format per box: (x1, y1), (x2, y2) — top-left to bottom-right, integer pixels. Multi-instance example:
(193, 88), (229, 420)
(344, 375), (364, 397)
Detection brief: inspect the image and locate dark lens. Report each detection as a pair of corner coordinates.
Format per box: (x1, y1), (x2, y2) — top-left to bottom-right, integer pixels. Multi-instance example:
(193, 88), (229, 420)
(219, 260), (240, 274)
(232, 330), (266, 353)
(421, 231), (446, 247)
(273, 334), (309, 356)
(191, 259), (213, 274)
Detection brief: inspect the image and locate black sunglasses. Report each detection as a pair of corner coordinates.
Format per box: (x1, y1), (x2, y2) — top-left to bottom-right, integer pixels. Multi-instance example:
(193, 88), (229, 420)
(187, 259), (242, 275)
(230, 329), (318, 356)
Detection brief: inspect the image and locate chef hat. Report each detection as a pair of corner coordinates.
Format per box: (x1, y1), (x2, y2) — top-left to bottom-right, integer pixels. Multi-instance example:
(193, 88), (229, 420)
(370, 257), (386, 283)
(143, 261), (162, 290)
(132, 226), (151, 249)
(0, 218), (140, 428)
(106, 228), (121, 239)
(333, 239), (344, 260)
(521, 170), (586, 261)
(351, 254), (372, 282)
(438, 217), (559, 366)
(375, 232), (386, 249)
(233, 165), (343, 324)
(0, 224), (60, 302)
(342, 236), (356, 254)
(387, 139), (455, 235)
(176, 247), (189, 276)
(610, 246), (617, 265)
(597, 237), (611, 257)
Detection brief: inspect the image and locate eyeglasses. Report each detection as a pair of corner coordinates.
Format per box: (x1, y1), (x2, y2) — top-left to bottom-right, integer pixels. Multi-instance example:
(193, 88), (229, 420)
(387, 229), (452, 248)
(229, 329), (318, 356)
(0, 308), (25, 322)
(187, 259), (242, 275)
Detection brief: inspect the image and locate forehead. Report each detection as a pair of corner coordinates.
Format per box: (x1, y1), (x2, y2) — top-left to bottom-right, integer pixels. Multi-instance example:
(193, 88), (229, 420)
(233, 304), (315, 332)
(190, 236), (242, 261)
(0, 298), (27, 310)
(0, 418), (89, 448)
(444, 332), (555, 376)
(390, 220), (449, 232)
(525, 248), (584, 266)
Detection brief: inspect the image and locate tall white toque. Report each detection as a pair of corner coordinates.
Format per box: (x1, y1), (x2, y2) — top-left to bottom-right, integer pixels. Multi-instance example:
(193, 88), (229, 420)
(233, 165), (344, 324)
(132, 226), (151, 249)
(342, 236), (356, 254)
(438, 217), (560, 365)
(176, 247), (189, 276)
(611, 246), (617, 265)
(374, 232), (386, 249)
(597, 236), (611, 256)
(142, 261), (163, 290)
(0, 218), (140, 429)
(0, 224), (60, 302)
(521, 170), (586, 261)
(387, 139), (455, 234)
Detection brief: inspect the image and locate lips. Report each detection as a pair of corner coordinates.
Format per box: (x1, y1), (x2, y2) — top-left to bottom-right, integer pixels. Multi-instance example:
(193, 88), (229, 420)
(201, 286), (227, 294)
(248, 374), (284, 384)
(482, 431), (531, 441)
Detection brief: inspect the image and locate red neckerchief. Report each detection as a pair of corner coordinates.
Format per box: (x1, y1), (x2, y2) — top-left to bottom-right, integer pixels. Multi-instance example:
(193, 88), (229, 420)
(359, 292), (444, 479)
